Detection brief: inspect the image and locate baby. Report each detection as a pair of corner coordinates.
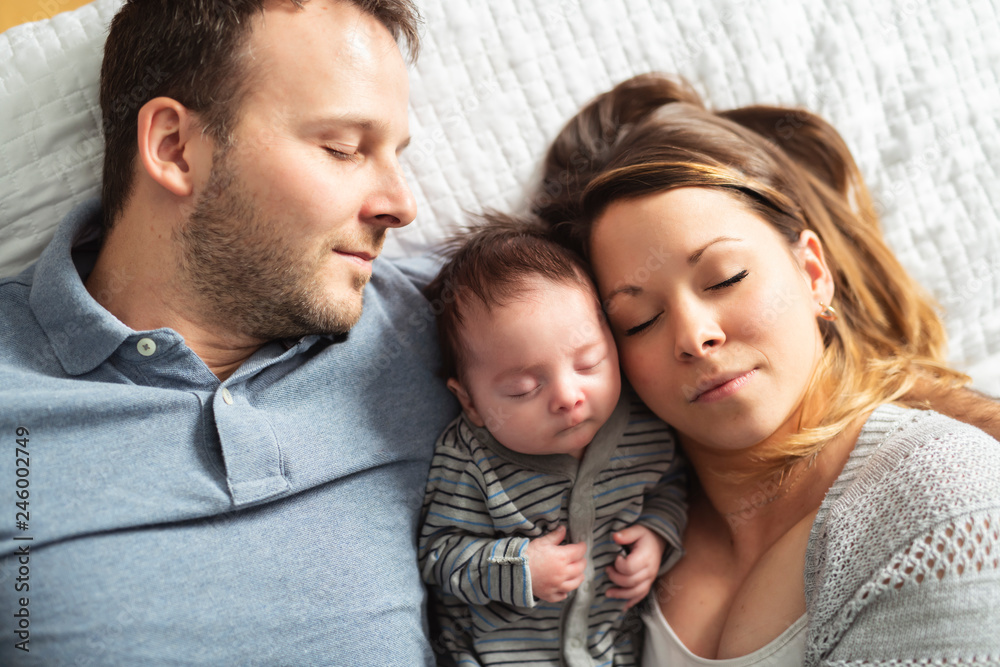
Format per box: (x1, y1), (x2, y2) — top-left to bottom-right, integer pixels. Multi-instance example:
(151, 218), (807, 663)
(419, 216), (686, 667)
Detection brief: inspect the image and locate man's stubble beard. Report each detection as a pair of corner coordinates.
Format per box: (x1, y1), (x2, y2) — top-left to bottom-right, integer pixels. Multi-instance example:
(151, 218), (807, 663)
(176, 148), (383, 341)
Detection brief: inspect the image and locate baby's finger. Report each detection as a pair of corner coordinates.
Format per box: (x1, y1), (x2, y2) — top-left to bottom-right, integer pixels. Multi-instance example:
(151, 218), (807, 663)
(565, 559), (587, 578)
(563, 571), (587, 592)
(559, 541), (588, 562)
(613, 525), (646, 546)
(613, 551), (641, 576)
(605, 564), (651, 589)
(605, 581), (652, 604)
(537, 525), (567, 545)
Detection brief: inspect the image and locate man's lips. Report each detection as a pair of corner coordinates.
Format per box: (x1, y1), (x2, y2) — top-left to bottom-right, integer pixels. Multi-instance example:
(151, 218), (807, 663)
(334, 249), (377, 268)
(689, 369), (757, 403)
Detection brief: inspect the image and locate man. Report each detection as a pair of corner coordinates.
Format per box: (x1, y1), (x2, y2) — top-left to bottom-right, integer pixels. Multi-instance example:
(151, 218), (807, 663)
(0, 1), (457, 664)
(3, 1), (999, 665)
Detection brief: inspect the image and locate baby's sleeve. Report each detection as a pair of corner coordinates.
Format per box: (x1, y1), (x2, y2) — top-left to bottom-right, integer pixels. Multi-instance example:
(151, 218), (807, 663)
(637, 435), (687, 574)
(418, 422), (535, 608)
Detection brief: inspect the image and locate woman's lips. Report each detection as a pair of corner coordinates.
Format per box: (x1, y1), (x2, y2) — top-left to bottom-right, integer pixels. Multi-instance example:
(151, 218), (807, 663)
(691, 369), (757, 403)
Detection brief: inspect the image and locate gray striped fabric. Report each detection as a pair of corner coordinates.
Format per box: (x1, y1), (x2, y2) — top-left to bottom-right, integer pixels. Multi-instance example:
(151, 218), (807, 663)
(419, 391), (687, 666)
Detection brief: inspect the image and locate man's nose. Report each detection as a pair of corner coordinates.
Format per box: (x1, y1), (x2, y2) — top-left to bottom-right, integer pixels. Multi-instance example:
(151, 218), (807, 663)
(366, 158), (417, 228)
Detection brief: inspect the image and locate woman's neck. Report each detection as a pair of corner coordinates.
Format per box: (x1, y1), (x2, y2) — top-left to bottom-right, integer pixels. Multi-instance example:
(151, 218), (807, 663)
(681, 413), (868, 561)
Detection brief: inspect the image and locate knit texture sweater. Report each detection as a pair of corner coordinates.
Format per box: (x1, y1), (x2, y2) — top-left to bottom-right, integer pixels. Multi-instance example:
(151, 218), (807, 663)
(803, 404), (1000, 664)
(419, 392), (687, 666)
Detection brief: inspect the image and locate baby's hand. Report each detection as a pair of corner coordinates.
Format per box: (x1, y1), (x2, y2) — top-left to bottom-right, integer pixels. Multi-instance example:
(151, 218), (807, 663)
(605, 524), (667, 610)
(525, 525), (587, 603)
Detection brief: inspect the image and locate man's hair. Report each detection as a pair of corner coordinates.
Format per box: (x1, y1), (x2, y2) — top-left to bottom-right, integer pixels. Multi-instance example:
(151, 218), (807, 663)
(423, 213), (595, 381)
(99, 0), (421, 232)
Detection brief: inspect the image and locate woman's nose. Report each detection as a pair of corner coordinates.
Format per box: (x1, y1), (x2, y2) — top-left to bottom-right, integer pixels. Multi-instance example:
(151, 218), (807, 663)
(673, 301), (725, 360)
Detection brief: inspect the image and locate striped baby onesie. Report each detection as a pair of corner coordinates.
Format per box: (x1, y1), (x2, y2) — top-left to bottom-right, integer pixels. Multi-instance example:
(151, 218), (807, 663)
(419, 390), (687, 666)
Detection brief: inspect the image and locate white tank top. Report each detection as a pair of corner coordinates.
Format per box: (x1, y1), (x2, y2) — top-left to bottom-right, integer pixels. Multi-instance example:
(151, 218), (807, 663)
(641, 602), (807, 667)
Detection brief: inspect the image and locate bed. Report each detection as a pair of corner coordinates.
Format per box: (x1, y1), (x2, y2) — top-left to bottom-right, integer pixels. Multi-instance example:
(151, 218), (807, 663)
(1, 0), (997, 392)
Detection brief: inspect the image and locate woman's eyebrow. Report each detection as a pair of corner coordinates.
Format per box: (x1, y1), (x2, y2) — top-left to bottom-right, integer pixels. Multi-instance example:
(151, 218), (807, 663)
(688, 236), (741, 265)
(603, 236), (743, 306)
(605, 284), (642, 303)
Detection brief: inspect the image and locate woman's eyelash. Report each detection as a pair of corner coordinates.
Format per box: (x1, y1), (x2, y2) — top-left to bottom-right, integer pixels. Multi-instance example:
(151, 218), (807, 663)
(625, 314), (660, 337)
(709, 269), (749, 291)
(622, 272), (747, 336)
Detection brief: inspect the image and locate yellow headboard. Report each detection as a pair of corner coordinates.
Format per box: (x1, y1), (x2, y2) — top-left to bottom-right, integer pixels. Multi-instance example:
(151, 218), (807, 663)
(0, 0), (91, 34)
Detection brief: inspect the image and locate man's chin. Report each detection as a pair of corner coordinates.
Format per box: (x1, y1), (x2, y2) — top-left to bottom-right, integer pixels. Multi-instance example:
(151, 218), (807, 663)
(234, 290), (365, 340)
(311, 289), (365, 335)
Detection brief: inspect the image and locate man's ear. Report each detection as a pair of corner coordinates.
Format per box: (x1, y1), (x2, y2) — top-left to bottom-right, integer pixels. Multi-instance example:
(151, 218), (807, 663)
(136, 97), (213, 198)
(446, 377), (485, 427)
(795, 230), (835, 312)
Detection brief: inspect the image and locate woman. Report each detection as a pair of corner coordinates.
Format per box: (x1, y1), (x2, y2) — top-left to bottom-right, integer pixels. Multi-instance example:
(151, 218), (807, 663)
(534, 74), (1000, 664)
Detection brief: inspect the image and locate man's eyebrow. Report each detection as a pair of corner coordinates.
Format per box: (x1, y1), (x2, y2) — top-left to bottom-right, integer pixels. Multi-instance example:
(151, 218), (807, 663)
(312, 115), (410, 149)
(327, 114), (390, 133)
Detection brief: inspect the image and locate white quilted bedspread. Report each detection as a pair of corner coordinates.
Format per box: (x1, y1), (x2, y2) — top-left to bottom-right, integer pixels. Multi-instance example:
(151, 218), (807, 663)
(1, 0), (998, 391)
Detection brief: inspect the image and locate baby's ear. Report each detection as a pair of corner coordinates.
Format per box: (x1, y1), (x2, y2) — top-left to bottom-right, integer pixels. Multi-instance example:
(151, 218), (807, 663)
(447, 378), (485, 427)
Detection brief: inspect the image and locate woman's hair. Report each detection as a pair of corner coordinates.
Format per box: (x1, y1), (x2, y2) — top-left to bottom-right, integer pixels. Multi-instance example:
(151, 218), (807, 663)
(423, 213), (594, 382)
(534, 73), (967, 472)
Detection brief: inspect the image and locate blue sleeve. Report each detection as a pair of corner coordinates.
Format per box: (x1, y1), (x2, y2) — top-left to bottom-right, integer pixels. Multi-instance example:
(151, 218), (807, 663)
(388, 253), (445, 292)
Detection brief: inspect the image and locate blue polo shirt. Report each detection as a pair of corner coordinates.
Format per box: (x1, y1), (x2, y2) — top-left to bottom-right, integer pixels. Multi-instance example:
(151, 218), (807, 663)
(0, 200), (458, 665)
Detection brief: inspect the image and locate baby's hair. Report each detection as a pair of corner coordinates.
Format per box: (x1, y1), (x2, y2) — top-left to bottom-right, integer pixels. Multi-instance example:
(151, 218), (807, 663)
(424, 213), (595, 381)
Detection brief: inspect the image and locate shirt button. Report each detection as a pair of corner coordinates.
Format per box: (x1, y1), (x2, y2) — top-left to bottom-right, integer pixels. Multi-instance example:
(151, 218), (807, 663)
(221, 388), (234, 405)
(136, 338), (157, 356)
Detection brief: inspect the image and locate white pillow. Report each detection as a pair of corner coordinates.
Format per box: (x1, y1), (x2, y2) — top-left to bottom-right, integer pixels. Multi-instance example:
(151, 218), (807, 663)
(2, 0), (998, 392)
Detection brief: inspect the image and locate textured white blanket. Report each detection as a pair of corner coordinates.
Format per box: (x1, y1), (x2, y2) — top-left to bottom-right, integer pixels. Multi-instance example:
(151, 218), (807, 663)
(1, 0), (998, 391)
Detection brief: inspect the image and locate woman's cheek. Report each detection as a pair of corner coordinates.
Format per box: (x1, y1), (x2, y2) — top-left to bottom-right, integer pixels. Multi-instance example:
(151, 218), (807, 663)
(618, 340), (667, 407)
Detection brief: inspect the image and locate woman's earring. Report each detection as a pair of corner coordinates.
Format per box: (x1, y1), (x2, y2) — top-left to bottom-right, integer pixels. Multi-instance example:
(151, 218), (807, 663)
(818, 302), (838, 321)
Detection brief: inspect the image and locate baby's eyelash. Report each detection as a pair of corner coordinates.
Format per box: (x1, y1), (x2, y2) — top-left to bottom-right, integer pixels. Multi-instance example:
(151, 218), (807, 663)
(508, 386), (539, 400)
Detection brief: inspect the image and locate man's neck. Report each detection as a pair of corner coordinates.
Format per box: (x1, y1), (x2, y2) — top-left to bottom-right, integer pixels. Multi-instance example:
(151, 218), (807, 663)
(85, 218), (265, 381)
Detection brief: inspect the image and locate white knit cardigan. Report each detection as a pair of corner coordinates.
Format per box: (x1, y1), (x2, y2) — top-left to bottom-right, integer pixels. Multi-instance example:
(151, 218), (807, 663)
(803, 404), (1000, 664)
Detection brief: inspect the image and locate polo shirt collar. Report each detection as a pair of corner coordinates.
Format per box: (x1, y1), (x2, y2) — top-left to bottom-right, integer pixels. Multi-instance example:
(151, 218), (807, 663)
(29, 199), (135, 376)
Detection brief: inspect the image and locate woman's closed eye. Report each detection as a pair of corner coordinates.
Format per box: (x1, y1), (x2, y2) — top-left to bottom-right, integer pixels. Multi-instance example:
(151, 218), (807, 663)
(708, 269), (749, 291)
(624, 313), (661, 337)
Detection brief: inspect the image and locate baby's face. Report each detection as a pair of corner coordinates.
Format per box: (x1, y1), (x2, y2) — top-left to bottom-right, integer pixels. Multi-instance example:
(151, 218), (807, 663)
(452, 277), (621, 458)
